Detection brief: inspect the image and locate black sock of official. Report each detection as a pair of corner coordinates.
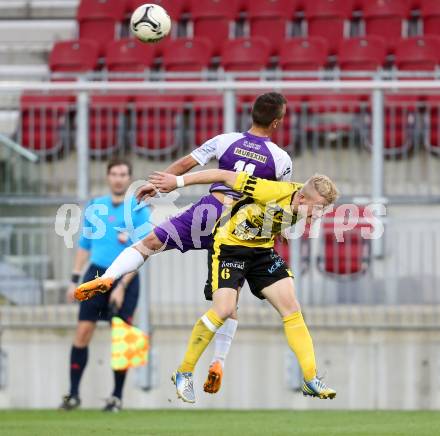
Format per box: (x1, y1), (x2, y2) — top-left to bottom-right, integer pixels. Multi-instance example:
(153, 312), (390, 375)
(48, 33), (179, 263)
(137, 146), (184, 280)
(112, 370), (127, 400)
(69, 346), (88, 397)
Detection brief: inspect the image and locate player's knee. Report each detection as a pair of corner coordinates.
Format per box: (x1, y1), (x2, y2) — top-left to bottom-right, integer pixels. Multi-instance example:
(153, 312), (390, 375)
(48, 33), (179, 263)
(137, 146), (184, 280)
(141, 232), (163, 251)
(213, 302), (235, 320)
(282, 298), (301, 316)
(74, 323), (94, 347)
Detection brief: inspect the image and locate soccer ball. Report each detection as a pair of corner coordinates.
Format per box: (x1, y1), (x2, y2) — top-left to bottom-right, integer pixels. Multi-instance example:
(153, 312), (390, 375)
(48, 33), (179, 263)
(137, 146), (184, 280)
(130, 3), (171, 43)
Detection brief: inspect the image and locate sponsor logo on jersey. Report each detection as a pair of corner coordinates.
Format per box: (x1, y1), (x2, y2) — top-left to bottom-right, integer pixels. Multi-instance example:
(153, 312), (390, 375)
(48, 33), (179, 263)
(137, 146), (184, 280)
(233, 220), (259, 240)
(268, 257), (285, 274)
(234, 147), (267, 163)
(243, 140), (261, 150)
(221, 260), (245, 270)
(282, 166), (292, 177)
(193, 138), (217, 160)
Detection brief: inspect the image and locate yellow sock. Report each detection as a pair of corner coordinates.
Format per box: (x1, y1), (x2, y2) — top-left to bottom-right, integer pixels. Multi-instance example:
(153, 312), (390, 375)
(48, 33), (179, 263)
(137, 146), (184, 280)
(178, 309), (224, 373)
(283, 311), (317, 382)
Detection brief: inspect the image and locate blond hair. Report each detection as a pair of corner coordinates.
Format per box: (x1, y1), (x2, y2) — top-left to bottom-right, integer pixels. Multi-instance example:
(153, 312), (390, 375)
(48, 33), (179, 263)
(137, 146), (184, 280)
(303, 174), (339, 206)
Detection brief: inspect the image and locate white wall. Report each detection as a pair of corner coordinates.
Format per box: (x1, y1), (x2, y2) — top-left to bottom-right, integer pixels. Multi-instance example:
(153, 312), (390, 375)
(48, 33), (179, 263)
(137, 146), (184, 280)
(2, 306), (440, 410)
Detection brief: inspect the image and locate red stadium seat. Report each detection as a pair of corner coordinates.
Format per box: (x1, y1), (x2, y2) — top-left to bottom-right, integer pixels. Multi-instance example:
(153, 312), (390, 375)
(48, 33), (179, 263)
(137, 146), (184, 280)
(248, 0), (298, 54)
(188, 95), (224, 145)
(19, 94), (75, 157)
(353, 0), (364, 10)
(127, 0), (188, 21)
(190, 0), (240, 55)
(131, 95), (186, 156)
(162, 38), (213, 73)
(423, 95), (440, 155)
(338, 36), (387, 75)
(318, 207), (372, 277)
(421, 0), (440, 38)
(279, 37), (329, 77)
(362, 0), (409, 53)
(384, 96), (420, 156)
(395, 36), (440, 72)
(88, 95), (130, 156)
(49, 40), (100, 75)
(221, 38), (271, 76)
(304, 94), (367, 138)
(359, 95), (422, 156)
(105, 38), (156, 78)
(77, 0), (126, 54)
(409, 0), (422, 9)
(357, 0), (413, 7)
(304, 0), (354, 54)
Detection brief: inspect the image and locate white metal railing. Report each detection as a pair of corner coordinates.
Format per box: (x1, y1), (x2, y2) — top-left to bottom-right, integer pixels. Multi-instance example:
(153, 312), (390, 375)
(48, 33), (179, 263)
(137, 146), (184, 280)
(1, 80), (440, 203)
(0, 133), (38, 162)
(4, 80), (440, 91)
(0, 216), (439, 328)
(4, 70), (440, 81)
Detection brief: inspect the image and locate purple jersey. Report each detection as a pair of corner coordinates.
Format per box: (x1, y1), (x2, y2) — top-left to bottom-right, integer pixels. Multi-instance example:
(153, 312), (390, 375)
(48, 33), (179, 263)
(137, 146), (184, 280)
(154, 131), (293, 253)
(191, 131), (293, 199)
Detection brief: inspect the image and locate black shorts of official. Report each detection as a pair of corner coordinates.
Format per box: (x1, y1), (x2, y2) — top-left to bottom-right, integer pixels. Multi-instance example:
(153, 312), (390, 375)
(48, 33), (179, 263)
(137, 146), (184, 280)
(78, 264), (139, 324)
(204, 244), (294, 301)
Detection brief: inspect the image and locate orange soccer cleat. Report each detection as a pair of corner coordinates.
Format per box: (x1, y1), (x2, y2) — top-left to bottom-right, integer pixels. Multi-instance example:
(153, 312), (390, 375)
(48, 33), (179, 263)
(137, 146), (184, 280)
(203, 361), (223, 394)
(74, 277), (114, 302)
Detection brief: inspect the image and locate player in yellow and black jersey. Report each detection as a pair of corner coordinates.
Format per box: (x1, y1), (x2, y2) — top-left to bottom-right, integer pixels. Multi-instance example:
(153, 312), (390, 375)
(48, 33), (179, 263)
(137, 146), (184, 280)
(150, 169), (339, 403)
(214, 172), (304, 249)
(206, 172), (304, 301)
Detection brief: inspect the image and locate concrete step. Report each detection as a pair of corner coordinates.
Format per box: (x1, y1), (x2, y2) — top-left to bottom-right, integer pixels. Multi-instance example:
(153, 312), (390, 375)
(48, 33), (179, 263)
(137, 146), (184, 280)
(0, 20), (76, 43)
(0, 261), (42, 305)
(0, 0), (78, 19)
(0, 110), (19, 137)
(0, 43), (50, 66)
(0, 65), (49, 81)
(0, 19), (76, 66)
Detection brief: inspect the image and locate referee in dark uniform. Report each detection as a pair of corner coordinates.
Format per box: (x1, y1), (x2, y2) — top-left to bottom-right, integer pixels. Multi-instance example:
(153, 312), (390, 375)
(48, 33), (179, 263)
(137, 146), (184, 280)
(60, 159), (151, 412)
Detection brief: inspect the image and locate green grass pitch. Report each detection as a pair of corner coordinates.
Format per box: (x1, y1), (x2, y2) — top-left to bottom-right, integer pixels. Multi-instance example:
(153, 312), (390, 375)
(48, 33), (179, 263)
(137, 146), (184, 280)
(1, 410), (440, 436)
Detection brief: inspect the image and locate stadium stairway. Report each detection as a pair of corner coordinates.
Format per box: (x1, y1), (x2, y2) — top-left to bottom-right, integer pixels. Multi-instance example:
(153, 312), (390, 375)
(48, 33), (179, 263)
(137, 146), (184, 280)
(0, 1), (78, 72)
(0, 261), (42, 305)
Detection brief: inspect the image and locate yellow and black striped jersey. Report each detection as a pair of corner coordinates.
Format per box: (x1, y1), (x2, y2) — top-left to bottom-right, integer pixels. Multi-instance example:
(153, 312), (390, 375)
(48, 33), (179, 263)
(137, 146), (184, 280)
(213, 172), (303, 249)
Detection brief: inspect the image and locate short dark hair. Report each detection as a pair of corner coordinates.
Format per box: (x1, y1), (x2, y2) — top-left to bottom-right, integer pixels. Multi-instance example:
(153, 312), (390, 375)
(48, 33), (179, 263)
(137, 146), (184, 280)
(107, 158), (132, 176)
(251, 92), (287, 128)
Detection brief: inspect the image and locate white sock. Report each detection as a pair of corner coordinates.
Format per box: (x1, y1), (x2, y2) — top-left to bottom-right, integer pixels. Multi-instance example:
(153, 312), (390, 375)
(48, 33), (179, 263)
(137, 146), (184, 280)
(102, 247), (145, 280)
(211, 318), (238, 367)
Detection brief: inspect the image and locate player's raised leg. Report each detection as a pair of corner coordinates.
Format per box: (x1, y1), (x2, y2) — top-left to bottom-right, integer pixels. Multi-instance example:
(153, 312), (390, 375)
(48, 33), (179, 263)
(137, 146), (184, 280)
(261, 277), (336, 400)
(75, 193), (224, 302)
(74, 232), (163, 301)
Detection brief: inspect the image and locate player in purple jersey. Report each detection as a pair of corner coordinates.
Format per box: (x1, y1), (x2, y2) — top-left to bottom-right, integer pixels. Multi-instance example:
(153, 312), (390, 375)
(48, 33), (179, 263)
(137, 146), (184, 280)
(75, 93), (293, 393)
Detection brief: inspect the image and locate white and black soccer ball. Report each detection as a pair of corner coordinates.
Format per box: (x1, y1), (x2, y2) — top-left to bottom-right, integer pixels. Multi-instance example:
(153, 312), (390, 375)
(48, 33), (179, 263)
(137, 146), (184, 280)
(130, 3), (171, 43)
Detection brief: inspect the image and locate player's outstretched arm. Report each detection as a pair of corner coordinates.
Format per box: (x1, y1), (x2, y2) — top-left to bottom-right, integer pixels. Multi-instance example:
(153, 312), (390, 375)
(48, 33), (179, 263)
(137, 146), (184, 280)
(149, 169), (238, 193)
(163, 154), (199, 175)
(136, 155), (199, 203)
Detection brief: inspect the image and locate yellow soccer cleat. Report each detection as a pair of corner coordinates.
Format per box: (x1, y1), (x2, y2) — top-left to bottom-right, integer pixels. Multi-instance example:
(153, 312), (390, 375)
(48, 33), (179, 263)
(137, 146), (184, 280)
(302, 377), (336, 400)
(203, 360), (223, 394)
(74, 277), (114, 302)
